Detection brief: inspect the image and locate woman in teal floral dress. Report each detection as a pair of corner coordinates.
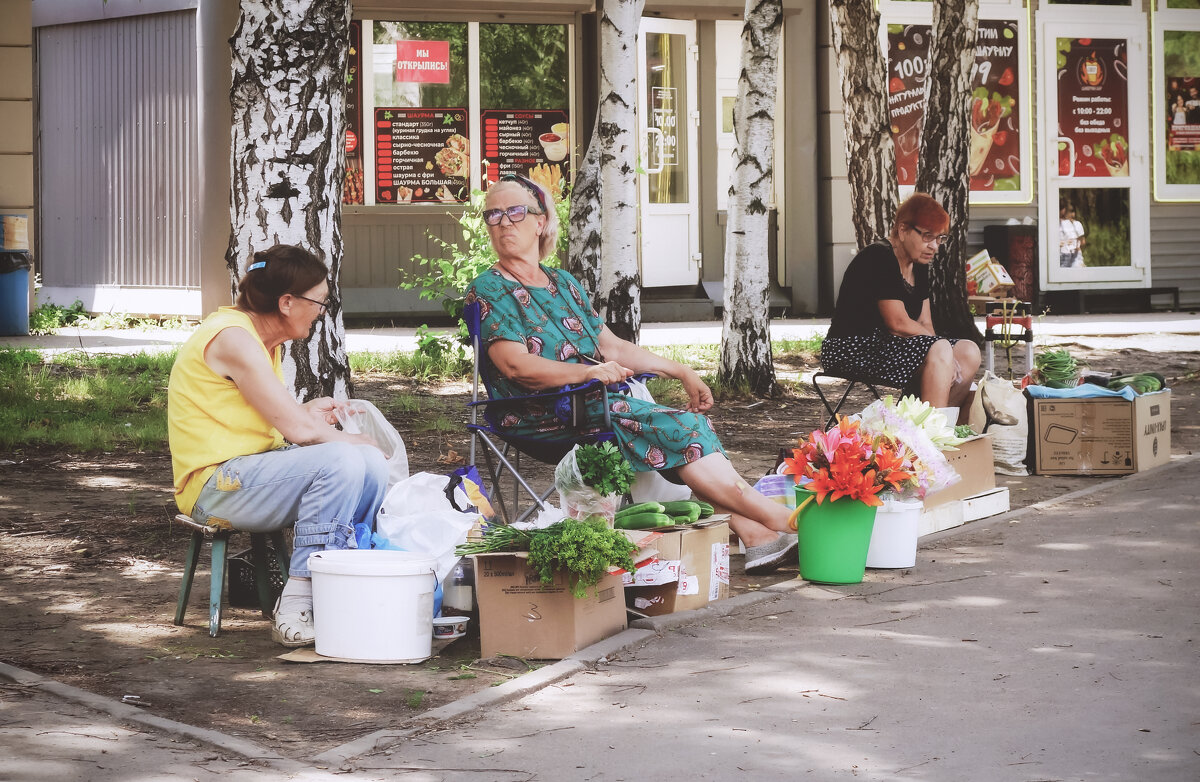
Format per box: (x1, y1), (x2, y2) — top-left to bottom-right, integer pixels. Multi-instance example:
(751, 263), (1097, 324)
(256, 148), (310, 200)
(464, 174), (797, 574)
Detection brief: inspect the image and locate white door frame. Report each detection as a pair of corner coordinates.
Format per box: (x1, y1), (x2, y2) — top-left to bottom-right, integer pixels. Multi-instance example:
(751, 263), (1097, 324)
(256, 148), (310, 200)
(637, 18), (701, 288)
(1037, 14), (1150, 289)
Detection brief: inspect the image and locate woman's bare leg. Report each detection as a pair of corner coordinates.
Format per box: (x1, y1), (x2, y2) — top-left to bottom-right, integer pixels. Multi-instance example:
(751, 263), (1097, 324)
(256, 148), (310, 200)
(948, 340), (982, 407)
(676, 453), (792, 547)
(917, 339), (956, 407)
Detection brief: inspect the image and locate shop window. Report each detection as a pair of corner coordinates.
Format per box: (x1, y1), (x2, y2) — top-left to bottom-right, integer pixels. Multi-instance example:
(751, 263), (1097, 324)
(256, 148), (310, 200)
(343, 20), (572, 207)
(1153, 7), (1200, 199)
(885, 15), (1031, 203)
(479, 23), (571, 195)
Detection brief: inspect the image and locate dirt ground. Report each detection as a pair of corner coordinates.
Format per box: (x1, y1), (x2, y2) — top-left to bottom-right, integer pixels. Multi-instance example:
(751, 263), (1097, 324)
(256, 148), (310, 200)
(0, 342), (1196, 757)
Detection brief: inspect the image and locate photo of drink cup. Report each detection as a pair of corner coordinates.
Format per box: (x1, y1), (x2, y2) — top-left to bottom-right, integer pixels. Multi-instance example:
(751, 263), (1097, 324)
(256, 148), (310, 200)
(539, 132), (569, 162)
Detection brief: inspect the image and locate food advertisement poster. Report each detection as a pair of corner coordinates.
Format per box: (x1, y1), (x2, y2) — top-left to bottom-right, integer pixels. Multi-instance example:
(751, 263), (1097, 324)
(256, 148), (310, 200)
(343, 20), (364, 205)
(1164, 29), (1200, 187)
(481, 109), (570, 198)
(1055, 38), (1129, 178)
(374, 108), (469, 204)
(887, 20), (1021, 192)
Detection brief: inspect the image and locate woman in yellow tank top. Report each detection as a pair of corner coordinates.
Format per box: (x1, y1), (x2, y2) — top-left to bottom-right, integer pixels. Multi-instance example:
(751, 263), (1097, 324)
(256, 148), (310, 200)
(167, 244), (388, 647)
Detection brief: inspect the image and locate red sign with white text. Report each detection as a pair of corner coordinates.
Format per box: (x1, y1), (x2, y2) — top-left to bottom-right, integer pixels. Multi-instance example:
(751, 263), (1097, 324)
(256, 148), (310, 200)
(395, 40), (450, 84)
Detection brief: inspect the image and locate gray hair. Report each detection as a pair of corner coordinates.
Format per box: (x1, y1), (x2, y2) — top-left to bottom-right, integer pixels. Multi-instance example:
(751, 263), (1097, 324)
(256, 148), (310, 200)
(484, 179), (559, 262)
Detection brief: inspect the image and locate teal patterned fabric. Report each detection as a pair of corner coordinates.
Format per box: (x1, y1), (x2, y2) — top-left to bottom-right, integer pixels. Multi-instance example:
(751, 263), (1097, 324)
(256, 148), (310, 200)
(465, 266), (725, 472)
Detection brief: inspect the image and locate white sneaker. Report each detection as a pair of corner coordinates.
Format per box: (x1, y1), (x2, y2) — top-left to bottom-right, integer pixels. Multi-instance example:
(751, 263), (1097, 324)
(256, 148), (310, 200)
(271, 596), (315, 648)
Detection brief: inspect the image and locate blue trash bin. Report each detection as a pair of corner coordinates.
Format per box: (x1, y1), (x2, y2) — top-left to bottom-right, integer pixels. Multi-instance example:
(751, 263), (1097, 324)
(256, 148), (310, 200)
(0, 251), (33, 336)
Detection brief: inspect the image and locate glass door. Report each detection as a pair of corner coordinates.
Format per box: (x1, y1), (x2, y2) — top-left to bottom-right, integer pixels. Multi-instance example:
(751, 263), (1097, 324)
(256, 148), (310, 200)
(1038, 19), (1150, 289)
(637, 19), (700, 288)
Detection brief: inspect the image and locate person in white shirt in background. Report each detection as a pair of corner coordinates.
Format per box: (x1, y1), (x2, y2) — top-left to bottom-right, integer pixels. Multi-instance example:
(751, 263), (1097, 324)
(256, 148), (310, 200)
(1058, 204), (1085, 268)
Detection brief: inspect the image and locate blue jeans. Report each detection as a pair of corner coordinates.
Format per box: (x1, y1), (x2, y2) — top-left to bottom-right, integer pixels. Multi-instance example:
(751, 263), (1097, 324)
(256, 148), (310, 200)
(190, 442), (388, 578)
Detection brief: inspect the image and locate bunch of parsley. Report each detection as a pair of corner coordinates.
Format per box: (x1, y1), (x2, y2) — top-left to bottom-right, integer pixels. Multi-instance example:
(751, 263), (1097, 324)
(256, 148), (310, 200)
(527, 516), (637, 598)
(574, 442), (635, 497)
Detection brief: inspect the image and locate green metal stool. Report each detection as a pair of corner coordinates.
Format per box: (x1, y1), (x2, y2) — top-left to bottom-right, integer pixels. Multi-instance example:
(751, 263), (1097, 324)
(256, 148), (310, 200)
(173, 514), (290, 637)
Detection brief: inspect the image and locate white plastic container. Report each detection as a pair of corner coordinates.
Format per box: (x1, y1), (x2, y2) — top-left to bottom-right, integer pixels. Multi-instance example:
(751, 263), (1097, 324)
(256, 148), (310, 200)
(865, 496), (923, 569)
(308, 550), (437, 663)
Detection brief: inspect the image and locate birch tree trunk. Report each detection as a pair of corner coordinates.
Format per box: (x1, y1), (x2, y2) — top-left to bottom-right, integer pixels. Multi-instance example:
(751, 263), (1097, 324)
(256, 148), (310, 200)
(829, 0), (897, 247)
(718, 0), (781, 396)
(914, 0), (983, 341)
(568, 0), (644, 343)
(227, 0), (353, 401)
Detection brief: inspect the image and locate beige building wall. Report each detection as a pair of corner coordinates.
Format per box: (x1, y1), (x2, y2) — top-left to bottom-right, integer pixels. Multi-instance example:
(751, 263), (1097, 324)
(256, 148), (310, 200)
(0, 0), (35, 268)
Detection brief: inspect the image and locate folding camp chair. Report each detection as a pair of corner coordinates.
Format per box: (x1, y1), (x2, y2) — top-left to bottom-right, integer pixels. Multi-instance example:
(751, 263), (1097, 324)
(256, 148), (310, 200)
(811, 371), (903, 430)
(463, 300), (651, 525)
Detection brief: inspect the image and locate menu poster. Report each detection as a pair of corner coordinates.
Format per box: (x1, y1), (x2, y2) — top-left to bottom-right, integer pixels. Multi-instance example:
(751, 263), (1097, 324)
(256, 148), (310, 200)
(887, 20), (1021, 191)
(343, 20), (364, 205)
(374, 108), (470, 204)
(886, 24), (929, 187)
(481, 110), (571, 197)
(1167, 76), (1200, 153)
(1055, 38), (1129, 178)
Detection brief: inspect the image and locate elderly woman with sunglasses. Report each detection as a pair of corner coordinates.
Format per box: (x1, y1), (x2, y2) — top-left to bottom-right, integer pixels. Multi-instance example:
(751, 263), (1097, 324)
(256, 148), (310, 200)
(464, 175), (798, 574)
(167, 244), (388, 647)
(821, 192), (981, 411)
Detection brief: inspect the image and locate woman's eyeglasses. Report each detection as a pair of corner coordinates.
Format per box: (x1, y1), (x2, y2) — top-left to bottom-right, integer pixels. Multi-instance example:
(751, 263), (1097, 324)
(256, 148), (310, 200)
(907, 224), (950, 245)
(294, 294), (328, 314)
(482, 205), (534, 226)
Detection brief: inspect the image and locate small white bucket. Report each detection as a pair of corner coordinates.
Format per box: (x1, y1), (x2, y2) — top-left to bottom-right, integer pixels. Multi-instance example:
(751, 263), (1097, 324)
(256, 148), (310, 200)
(865, 496), (923, 569)
(308, 550), (436, 663)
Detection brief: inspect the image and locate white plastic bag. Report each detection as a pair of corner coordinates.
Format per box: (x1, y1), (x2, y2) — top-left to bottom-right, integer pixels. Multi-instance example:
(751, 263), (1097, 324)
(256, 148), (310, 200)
(622, 378), (693, 504)
(553, 445), (622, 521)
(376, 472), (479, 581)
(336, 399), (409, 488)
(973, 371), (1029, 476)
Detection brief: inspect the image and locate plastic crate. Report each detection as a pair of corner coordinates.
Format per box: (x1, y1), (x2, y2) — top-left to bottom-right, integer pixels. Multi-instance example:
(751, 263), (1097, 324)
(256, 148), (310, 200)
(227, 546), (285, 608)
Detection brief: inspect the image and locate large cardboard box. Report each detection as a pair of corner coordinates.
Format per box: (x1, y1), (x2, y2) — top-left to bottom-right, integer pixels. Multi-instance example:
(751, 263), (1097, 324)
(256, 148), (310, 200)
(1028, 390), (1171, 476)
(622, 521), (730, 617)
(473, 553), (627, 659)
(922, 434), (997, 509)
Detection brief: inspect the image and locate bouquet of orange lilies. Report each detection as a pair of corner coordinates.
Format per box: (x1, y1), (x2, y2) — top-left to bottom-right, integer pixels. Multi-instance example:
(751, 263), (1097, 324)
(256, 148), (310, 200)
(781, 417), (923, 507)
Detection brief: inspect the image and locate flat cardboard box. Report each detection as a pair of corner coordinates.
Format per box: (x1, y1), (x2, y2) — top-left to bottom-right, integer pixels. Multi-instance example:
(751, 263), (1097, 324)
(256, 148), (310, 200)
(622, 520), (730, 617)
(923, 434), (996, 509)
(1028, 390), (1171, 476)
(472, 553), (627, 660)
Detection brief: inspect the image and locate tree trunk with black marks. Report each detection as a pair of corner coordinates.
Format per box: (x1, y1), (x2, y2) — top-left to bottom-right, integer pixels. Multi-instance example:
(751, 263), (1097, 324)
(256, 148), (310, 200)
(719, 0), (781, 397)
(227, 0), (353, 400)
(915, 0), (983, 342)
(570, 0), (644, 343)
(829, 0), (897, 247)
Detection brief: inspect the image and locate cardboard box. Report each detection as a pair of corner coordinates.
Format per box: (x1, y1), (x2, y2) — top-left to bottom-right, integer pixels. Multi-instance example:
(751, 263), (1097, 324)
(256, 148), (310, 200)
(472, 553), (627, 659)
(622, 521), (730, 617)
(964, 249), (1014, 297)
(1028, 390), (1171, 476)
(923, 434), (997, 509)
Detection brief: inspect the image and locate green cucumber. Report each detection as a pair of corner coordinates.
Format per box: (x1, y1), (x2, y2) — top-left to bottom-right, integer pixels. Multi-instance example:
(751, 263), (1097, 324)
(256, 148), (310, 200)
(615, 512), (674, 530)
(695, 501), (715, 518)
(615, 501), (665, 519)
(661, 501), (701, 523)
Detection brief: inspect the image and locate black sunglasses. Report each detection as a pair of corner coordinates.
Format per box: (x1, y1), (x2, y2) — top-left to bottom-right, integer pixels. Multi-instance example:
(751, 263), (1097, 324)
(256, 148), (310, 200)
(482, 205), (535, 226)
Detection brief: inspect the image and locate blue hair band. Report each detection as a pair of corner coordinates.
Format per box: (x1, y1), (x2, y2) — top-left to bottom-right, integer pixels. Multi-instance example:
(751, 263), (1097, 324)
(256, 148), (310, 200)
(247, 260), (266, 271)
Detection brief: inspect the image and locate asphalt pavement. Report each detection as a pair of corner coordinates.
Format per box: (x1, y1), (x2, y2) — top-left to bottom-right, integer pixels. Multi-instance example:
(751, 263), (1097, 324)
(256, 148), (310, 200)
(3, 314), (1198, 780)
(3, 454), (1198, 781)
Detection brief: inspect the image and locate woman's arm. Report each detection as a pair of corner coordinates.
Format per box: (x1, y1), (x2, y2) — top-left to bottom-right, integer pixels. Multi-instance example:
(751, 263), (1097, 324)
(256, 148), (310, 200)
(878, 298), (936, 337)
(204, 327), (375, 447)
(597, 326), (713, 412)
(488, 339), (633, 390)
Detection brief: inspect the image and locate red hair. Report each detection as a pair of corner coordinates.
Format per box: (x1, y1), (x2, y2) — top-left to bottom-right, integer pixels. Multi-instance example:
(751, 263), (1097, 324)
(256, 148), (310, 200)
(891, 192), (949, 239)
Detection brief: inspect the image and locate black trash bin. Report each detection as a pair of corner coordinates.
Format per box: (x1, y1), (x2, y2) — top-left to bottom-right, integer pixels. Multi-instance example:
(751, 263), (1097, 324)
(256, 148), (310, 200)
(0, 251), (33, 336)
(982, 224), (1038, 308)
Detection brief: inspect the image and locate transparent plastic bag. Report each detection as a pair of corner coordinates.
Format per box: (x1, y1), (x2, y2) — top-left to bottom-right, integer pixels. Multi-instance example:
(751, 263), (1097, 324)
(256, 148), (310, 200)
(376, 472), (479, 582)
(553, 445), (622, 522)
(973, 371), (1029, 476)
(336, 399), (409, 488)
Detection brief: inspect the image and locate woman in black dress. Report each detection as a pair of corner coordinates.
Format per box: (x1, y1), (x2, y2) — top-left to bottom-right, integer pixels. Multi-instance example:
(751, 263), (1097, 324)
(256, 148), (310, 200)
(820, 193), (980, 410)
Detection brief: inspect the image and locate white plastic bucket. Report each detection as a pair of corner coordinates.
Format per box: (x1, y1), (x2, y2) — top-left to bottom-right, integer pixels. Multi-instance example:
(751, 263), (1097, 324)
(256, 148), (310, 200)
(308, 550), (437, 663)
(865, 496), (923, 569)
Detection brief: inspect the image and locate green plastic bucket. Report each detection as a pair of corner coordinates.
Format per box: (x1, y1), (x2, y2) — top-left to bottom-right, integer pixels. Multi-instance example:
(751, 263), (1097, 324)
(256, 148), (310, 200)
(796, 495), (877, 584)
